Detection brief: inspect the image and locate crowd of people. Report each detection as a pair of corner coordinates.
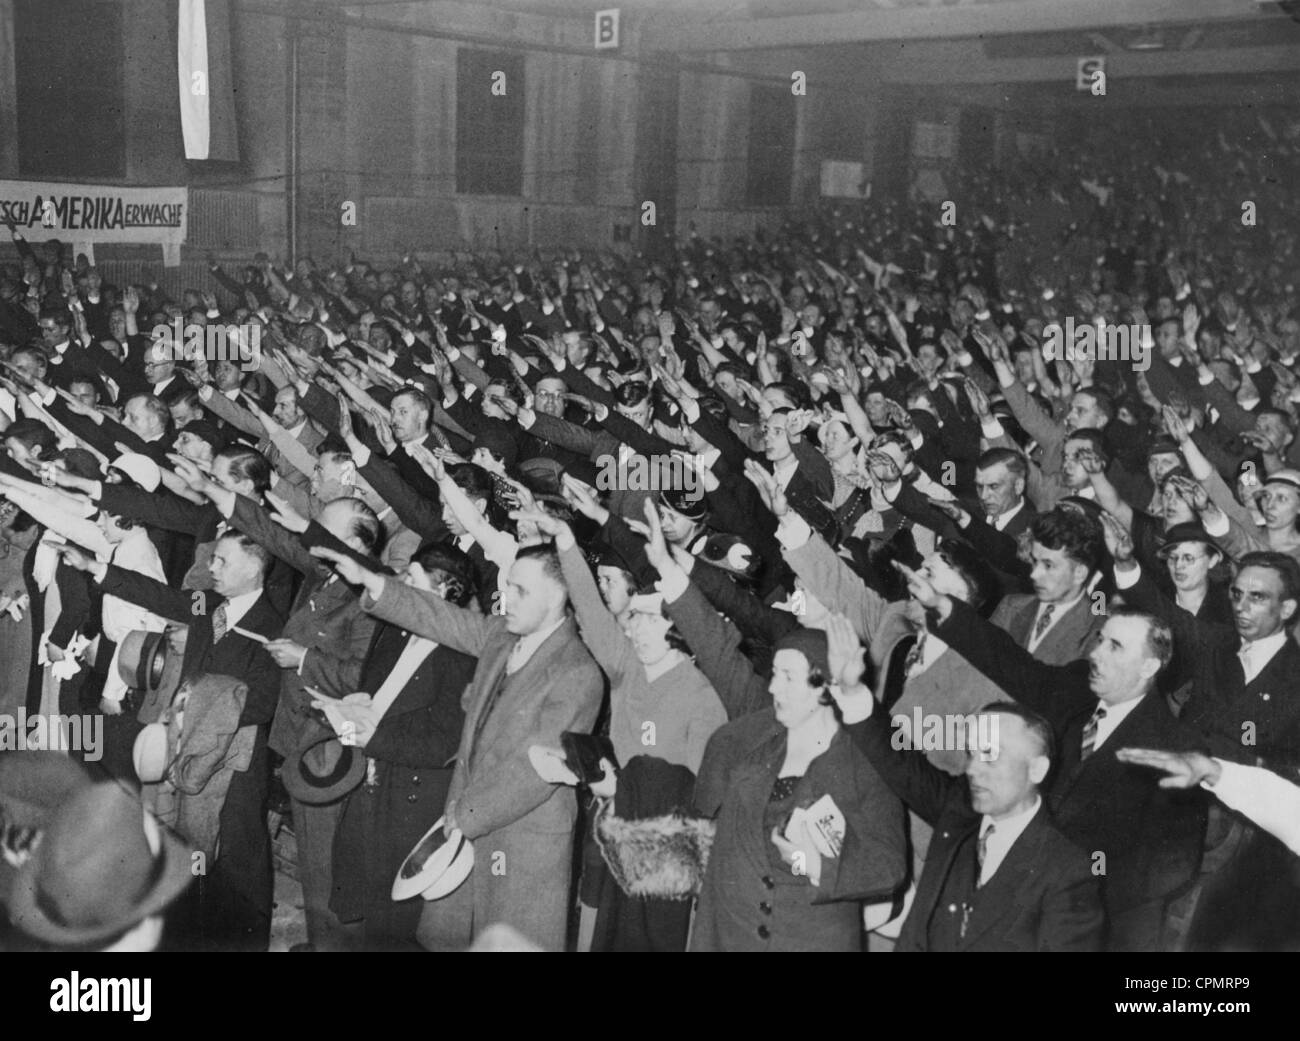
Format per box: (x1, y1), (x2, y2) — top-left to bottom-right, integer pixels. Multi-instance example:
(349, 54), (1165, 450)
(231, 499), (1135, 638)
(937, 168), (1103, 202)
(1, 111), (1299, 952)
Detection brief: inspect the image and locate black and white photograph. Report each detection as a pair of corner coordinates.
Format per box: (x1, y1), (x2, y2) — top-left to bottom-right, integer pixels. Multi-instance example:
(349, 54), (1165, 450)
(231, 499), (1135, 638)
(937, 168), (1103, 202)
(0, 0), (1296, 986)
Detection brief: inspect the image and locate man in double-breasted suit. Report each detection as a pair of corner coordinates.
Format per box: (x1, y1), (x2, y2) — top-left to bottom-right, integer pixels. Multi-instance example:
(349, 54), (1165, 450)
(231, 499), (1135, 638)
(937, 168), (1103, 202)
(327, 542), (603, 951)
(66, 532), (286, 951)
(912, 572), (1207, 952)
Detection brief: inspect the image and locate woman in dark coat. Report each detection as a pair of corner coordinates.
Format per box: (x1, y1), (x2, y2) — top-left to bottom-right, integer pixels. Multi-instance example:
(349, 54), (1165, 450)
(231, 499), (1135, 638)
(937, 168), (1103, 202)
(689, 628), (907, 952)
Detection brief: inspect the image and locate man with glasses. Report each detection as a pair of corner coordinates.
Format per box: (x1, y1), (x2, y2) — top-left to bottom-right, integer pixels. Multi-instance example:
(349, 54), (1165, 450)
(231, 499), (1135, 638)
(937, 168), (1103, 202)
(1111, 532), (1300, 950)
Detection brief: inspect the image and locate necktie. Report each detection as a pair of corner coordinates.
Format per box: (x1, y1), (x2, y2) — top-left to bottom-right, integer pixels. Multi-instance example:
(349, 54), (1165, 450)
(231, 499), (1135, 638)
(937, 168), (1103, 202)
(1237, 642), (1253, 683)
(1080, 704), (1107, 760)
(1031, 604), (1055, 645)
(211, 602), (228, 643)
(976, 823), (995, 887)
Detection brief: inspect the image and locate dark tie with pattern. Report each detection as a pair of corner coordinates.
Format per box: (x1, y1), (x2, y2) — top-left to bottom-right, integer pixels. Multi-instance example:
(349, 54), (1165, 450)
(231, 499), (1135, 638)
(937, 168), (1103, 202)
(211, 602), (228, 643)
(1080, 704), (1107, 760)
(1031, 603), (1055, 644)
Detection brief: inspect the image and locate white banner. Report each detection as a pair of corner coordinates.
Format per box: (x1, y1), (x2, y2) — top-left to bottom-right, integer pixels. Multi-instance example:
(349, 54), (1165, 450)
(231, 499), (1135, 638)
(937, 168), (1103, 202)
(0, 181), (188, 247)
(178, 0), (211, 161)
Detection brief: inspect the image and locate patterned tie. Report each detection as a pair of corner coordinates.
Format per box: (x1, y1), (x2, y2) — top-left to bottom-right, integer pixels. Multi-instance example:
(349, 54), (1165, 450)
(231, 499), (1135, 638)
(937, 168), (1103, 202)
(976, 823), (995, 887)
(211, 602), (228, 643)
(1031, 603), (1055, 645)
(1080, 704), (1107, 761)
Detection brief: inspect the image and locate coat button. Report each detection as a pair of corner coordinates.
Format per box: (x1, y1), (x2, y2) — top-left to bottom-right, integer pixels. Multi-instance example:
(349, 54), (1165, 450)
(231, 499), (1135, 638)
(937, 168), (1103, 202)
(757, 925), (770, 940)
(759, 902), (772, 915)
(406, 793), (418, 803)
(761, 876), (774, 890)
(412, 775), (421, 786)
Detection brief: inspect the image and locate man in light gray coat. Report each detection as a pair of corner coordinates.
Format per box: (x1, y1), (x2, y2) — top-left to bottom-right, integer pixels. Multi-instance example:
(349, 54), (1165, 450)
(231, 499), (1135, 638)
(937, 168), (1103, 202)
(314, 542), (603, 951)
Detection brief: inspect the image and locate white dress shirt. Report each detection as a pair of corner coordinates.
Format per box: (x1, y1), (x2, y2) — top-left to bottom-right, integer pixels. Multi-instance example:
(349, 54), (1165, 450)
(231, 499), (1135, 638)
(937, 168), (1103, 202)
(1237, 630), (1288, 685)
(506, 615), (565, 674)
(1090, 695), (1143, 752)
(221, 588), (263, 632)
(978, 796), (1042, 886)
(989, 499), (1025, 532)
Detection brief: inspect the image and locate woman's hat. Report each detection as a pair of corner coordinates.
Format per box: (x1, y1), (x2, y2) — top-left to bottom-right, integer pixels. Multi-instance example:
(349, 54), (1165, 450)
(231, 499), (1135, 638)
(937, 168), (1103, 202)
(1156, 522), (1225, 561)
(282, 732), (367, 806)
(109, 452), (161, 493)
(391, 817), (474, 902)
(6, 782), (193, 946)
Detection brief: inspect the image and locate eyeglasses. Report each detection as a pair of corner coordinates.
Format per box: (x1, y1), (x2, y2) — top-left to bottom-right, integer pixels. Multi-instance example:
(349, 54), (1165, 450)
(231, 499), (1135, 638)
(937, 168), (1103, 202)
(1166, 552), (1208, 566)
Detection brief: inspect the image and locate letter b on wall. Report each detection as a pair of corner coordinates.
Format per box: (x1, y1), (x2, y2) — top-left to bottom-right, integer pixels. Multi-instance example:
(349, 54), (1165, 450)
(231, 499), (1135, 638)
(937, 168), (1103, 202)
(594, 9), (620, 50)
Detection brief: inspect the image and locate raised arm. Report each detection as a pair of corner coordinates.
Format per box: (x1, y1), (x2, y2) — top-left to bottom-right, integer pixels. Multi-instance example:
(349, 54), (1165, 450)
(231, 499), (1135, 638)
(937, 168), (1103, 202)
(556, 538), (636, 682)
(363, 570), (495, 657)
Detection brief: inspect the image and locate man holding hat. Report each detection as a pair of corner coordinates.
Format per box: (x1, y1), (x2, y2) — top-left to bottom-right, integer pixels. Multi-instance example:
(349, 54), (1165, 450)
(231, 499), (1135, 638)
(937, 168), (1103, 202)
(314, 540), (603, 952)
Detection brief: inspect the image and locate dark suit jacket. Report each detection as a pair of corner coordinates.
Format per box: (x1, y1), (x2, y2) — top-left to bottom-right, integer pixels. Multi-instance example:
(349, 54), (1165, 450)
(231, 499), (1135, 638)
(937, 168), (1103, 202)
(327, 629), (476, 945)
(228, 495), (377, 758)
(98, 565), (285, 727)
(98, 483), (299, 618)
(935, 599), (1207, 946)
(1121, 566), (1300, 765)
(848, 713), (1103, 952)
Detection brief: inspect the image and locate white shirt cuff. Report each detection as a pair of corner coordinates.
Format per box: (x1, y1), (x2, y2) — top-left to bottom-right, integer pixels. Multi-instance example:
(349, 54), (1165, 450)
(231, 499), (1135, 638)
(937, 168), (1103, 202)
(1203, 511), (1230, 538)
(836, 686), (875, 726)
(776, 513), (813, 550)
(980, 418), (1005, 440)
(1114, 564), (1141, 590)
(655, 564), (690, 603)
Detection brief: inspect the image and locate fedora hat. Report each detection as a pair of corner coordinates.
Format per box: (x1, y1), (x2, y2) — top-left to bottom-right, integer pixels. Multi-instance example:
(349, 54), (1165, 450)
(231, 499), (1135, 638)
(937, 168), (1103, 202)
(118, 628), (185, 724)
(6, 782), (193, 946)
(132, 723), (170, 784)
(0, 753), (91, 908)
(117, 629), (167, 691)
(391, 817), (473, 902)
(282, 732), (366, 806)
